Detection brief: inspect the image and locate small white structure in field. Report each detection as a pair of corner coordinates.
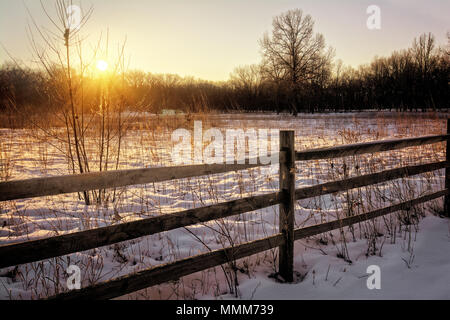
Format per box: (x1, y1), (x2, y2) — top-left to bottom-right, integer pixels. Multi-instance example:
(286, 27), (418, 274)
(161, 109), (177, 116)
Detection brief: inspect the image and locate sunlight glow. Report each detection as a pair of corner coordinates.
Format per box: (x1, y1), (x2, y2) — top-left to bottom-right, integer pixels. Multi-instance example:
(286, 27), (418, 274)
(96, 60), (108, 72)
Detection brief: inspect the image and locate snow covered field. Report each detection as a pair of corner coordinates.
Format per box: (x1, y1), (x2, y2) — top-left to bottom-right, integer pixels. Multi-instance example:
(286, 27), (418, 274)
(223, 215), (450, 300)
(0, 112), (449, 300)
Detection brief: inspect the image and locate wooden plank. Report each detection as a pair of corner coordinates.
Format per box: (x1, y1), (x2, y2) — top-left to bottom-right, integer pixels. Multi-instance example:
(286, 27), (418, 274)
(445, 120), (450, 216)
(48, 189), (447, 300)
(296, 134), (449, 161)
(2, 160), (445, 269)
(2, 161), (446, 269)
(0, 192), (282, 269)
(295, 161), (449, 200)
(295, 189), (448, 240)
(278, 131), (295, 282)
(47, 233), (285, 300)
(0, 162), (269, 202)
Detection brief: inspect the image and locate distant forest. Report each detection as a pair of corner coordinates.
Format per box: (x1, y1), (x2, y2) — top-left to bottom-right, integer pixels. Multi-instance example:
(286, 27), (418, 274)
(1, 10), (449, 115)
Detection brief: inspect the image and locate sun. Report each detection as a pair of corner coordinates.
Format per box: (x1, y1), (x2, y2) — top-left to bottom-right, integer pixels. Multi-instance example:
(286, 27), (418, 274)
(96, 60), (108, 72)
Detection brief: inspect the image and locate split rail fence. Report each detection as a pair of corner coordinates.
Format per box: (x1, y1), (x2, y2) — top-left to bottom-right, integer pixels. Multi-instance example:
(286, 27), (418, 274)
(0, 120), (449, 299)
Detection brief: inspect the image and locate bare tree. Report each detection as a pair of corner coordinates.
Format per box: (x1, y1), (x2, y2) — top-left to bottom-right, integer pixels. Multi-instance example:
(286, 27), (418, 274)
(260, 9), (333, 114)
(25, 0), (94, 203)
(445, 31), (450, 57)
(229, 64), (263, 109)
(23, 0), (130, 205)
(411, 33), (438, 79)
(411, 33), (440, 110)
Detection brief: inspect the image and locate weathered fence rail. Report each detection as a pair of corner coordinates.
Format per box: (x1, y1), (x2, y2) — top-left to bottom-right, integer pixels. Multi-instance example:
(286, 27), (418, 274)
(295, 134), (449, 161)
(0, 162), (264, 202)
(46, 189), (448, 300)
(0, 120), (449, 300)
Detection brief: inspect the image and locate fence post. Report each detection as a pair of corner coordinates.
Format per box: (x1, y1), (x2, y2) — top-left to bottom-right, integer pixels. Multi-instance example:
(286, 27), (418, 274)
(445, 119), (450, 216)
(279, 130), (295, 282)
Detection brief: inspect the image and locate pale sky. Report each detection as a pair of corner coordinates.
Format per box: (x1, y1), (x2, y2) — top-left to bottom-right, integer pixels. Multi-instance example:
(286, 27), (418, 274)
(0, 0), (449, 81)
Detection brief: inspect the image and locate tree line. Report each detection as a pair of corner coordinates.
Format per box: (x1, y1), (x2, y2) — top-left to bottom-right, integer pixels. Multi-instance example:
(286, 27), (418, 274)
(1, 9), (449, 116)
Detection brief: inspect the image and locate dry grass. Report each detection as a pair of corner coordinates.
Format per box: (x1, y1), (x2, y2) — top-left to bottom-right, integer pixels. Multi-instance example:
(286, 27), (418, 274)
(0, 111), (447, 299)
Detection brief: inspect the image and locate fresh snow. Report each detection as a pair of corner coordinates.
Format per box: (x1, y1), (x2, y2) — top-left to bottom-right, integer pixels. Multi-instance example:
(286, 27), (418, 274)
(0, 112), (449, 300)
(219, 215), (450, 300)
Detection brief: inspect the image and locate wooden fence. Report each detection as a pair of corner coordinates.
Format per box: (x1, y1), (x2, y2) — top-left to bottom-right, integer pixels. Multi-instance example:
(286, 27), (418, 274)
(0, 120), (449, 300)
